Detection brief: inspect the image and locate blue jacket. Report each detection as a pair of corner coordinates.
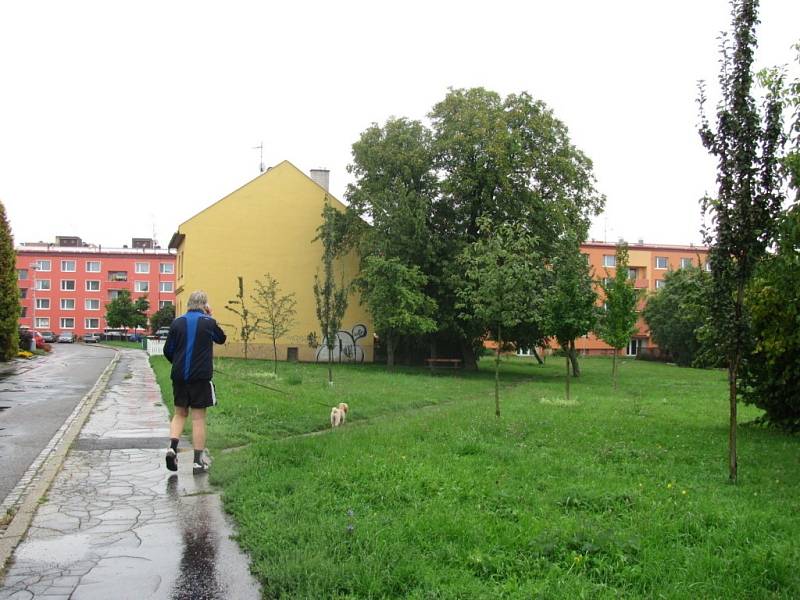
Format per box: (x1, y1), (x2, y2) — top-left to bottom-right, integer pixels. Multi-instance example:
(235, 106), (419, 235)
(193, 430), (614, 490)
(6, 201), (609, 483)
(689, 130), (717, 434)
(163, 309), (226, 383)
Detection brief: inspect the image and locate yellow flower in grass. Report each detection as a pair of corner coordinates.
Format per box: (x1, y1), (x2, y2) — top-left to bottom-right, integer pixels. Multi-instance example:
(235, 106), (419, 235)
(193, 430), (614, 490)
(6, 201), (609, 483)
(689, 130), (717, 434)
(667, 482), (673, 489)
(682, 490), (687, 496)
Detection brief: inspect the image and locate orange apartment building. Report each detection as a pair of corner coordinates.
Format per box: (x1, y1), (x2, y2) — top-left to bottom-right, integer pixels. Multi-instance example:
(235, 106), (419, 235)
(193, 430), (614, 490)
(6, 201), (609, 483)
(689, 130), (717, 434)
(574, 240), (709, 356)
(16, 236), (176, 337)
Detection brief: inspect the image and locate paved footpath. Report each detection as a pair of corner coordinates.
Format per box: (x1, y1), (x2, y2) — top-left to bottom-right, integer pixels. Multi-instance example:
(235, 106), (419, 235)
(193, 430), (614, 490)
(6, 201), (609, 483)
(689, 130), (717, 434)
(0, 349), (261, 600)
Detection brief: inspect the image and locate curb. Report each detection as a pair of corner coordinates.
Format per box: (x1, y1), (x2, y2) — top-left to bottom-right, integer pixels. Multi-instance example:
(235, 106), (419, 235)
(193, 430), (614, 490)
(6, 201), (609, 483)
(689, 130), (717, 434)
(0, 350), (120, 575)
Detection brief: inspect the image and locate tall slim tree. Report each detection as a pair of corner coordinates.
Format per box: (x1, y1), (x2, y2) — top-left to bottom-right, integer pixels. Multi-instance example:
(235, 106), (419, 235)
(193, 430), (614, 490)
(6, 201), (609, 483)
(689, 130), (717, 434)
(697, 0), (786, 482)
(0, 200), (19, 361)
(225, 276), (259, 360)
(314, 202), (350, 384)
(597, 243), (640, 389)
(252, 273), (297, 374)
(459, 219), (545, 417)
(548, 234), (598, 399)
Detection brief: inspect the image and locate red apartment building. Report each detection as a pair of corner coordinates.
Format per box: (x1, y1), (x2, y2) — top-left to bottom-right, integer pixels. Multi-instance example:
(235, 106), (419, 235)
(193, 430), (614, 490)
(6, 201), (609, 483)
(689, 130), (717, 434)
(16, 236), (176, 337)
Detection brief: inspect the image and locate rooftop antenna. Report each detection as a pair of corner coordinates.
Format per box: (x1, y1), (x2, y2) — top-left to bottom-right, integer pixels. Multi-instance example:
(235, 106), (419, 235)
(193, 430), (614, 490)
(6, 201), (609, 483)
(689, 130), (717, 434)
(253, 142), (265, 173)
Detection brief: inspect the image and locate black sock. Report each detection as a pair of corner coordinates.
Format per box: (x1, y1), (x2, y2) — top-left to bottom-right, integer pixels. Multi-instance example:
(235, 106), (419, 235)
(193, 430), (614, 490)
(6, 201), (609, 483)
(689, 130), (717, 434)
(170, 438), (179, 452)
(194, 449), (203, 463)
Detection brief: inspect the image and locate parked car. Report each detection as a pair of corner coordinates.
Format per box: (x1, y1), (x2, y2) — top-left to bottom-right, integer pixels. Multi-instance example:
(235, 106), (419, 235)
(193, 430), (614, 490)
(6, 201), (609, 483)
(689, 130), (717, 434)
(41, 331), (57, 343)
(154, 327), (170, 339)
(82, 333), (100, 343)
(57, 332), (76, 343)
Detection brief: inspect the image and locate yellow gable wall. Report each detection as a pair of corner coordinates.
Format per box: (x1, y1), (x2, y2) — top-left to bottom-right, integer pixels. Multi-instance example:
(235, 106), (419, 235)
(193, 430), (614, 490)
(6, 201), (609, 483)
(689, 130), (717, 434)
(174, 161), (374, 362)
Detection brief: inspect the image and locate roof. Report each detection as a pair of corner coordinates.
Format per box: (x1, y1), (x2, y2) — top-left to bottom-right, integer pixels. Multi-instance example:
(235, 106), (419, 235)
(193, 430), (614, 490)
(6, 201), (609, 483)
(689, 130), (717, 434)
(582, 241), (708, 252)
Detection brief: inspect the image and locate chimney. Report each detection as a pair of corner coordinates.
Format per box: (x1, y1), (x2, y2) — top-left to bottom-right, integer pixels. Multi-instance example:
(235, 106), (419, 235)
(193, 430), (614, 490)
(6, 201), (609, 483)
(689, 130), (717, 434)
(310, 169), (330, 191)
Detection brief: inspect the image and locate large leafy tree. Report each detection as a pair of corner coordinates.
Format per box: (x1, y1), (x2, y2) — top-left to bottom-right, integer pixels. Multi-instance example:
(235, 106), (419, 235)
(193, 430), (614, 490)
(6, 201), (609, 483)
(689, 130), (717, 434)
(357, 256), (436, 369)
(106, 290), (149, 332)
(697, 0), (786, 482)
(252, 273), (297, 374)
(597, 244), (640, 389)
(548, 234), (598, 399)
(459, 219), (545, 417)
(314, 202), (350, 385)
(643, 266), (716, 367)
(0, 200), (19, 361)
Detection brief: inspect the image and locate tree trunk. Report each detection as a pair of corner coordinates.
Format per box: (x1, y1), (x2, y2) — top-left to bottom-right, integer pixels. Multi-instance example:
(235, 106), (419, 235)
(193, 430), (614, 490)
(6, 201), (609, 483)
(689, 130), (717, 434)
(495, 324), (501, 418)
(612, 351), (618, 390)
(569, 340), (580, 377)
(387, 333), (395, 370)
(729, 280), (746, 483)
(328, 343), (333, 384)
(531, 346), (544, 365)
(460, 339), (479, 371)
(273, 337), (278, 374)
(565, 353), (570, 401)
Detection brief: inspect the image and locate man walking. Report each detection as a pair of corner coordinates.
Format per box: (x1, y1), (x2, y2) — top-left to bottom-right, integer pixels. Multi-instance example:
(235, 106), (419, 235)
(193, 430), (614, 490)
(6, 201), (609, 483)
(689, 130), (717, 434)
(163, 290), (226, 474)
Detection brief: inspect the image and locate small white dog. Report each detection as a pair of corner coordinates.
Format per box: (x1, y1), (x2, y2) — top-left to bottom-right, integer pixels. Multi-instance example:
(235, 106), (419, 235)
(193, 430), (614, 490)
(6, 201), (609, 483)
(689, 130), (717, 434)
(330, 402), (349, 428)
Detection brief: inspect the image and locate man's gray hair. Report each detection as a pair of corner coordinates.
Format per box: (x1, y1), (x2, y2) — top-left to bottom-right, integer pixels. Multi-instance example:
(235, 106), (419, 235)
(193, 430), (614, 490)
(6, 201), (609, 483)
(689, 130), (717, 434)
(187, 290), (208, 311)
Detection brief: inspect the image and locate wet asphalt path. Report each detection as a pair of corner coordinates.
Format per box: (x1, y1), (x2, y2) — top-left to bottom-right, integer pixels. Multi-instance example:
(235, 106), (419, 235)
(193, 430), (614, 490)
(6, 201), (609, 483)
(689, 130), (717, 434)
(0, 343), (116, 505)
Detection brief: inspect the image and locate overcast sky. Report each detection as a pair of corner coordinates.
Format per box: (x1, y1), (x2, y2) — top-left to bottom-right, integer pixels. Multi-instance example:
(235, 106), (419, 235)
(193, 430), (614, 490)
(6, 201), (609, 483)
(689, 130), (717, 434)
(1, 1), (798, 249)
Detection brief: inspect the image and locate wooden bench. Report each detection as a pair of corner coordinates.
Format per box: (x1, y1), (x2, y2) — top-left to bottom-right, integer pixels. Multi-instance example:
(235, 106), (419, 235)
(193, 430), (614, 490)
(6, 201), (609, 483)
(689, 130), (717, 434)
(425, 358), (462, 373)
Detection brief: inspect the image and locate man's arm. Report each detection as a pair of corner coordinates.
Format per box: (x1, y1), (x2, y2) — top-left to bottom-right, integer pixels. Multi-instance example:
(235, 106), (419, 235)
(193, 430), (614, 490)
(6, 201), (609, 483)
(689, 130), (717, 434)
(211, 320), (226, 345)
(163, 322), (178, 362)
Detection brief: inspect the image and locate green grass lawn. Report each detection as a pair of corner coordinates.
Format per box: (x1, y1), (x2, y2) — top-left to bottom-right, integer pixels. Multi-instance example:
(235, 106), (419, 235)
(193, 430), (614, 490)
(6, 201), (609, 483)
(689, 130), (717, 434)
(150, 355), (800, 599)
(101, 340), (145, 350)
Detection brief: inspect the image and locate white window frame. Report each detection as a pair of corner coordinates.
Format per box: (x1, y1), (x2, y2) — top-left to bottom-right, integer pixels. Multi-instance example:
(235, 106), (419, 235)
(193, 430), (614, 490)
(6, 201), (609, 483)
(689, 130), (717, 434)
(655, 256), (668, 270)
(60, 279), (76, 291)
(603, 255), (616, 268)
(656, 279), (666, 290)
(17, 269), (28, 280)
(86, 261), (101, 273)
(85, 299), (101, 311)
(34, 260), (51, 272)
(135, 262), (150, 274)
(108, 290), (122, 300)
(705, 260), (712, 272)
(680, 258), (693, 269)
(159, 300), (174, 309)
(159, 281), (174, 293)
(135, 281), (149, 293)
(86, 280), (101, 291)
(160, 262), (174, 274)
(61, 260), (76, 272)
(35, 298), (50, 310)
(84, 318), (100, 330)
(60, 298), (76, 310)
(35, 317), (50, 329)
(35, 279), (51, 291)
(59, 317), (75, 329)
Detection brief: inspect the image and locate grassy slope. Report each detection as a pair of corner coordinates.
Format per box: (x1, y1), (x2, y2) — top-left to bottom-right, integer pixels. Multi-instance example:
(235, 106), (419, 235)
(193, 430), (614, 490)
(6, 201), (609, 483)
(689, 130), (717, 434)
(150, 356), (800, 599)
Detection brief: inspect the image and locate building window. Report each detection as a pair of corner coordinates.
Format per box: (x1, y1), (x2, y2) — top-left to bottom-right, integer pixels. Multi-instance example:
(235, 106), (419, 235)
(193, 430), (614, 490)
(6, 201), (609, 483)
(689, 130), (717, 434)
(108, 290), (122, 300)
(159, 300), (173, 309)
(108, 271), (128, 282)
(135, 281), (149, 293)
(36, 298), (50, 309)
(85, 299), (100, 310)
(35, 317), (49, 329)
(85, 318), (100, 330)
(34, 260), (51, 272)
(159, 281), (174, 293)
(655, 279), (666, 289)
(705, 260), (712, 272)
(19, 288), (27, 299)
(61, 280), (76, 291)
(655, 256), (668, 270)
(160, 262), (174, 274)
(86, 261), (101, 272)
(60, 299), (76, 310)
(20, 307), (27, 318)
(135, 262), (150, 274)
(59, 318), (75, 329)
(86, 280), (101, 291)
(628, 268), (637, 280)
(680, 257), (693, 269)
(603, 255), (616, 268)
(61, 260), (76, 272)
(17, 269), (28, 280)
(35, 279), (51, 291)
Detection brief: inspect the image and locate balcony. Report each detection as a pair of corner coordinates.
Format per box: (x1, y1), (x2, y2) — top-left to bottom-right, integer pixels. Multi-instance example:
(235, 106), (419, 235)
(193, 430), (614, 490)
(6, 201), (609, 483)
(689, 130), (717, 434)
(634, 278), (649, 289)
(108, 271), (128, 282)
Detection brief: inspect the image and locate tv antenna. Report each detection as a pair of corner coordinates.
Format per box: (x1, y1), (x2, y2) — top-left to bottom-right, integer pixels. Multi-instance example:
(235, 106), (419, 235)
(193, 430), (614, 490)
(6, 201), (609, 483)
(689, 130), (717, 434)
(253, 142), (265, 173)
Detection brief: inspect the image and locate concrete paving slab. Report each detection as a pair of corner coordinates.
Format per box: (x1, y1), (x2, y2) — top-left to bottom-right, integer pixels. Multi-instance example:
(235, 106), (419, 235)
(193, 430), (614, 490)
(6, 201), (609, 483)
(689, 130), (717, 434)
(0, 350), (261, 599)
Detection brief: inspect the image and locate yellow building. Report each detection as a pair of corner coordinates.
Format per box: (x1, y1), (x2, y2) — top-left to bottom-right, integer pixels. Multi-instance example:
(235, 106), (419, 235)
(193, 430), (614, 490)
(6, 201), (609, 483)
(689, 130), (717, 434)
(168, 161), (374, 362)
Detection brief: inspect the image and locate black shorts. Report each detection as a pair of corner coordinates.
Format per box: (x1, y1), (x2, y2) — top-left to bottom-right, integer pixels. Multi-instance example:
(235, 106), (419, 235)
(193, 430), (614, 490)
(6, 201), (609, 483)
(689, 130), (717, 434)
(172, 380), (217, 409)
